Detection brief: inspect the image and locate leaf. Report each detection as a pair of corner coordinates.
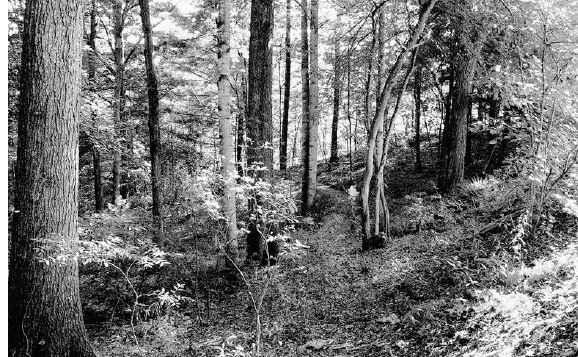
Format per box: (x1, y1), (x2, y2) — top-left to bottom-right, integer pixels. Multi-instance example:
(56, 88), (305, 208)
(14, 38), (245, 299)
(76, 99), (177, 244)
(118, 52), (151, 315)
(376, 313), (400, 324)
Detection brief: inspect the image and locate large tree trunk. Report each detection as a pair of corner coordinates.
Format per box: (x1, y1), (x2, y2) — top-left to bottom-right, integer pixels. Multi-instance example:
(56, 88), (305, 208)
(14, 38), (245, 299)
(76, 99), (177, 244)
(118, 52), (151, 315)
(361, 0), (437, 247)
(247, 0), (274, 177)
(88, 0), (103, 212)
(280, 0), (291, 172)
(330, 27), (341, 164)
(246, 0), (274, 261)
(9, 1), (96, 355)
(301, 0), (319, 213)
(139, 0), (164, 238)
(112, 0), (125, 205)
(216, 0), (238, 263)
(439, 17), (485, 192)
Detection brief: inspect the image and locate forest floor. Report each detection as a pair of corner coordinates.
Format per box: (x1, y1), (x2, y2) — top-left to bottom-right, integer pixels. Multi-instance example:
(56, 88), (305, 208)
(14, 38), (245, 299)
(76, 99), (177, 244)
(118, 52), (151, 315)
(87, 148), (577, 357)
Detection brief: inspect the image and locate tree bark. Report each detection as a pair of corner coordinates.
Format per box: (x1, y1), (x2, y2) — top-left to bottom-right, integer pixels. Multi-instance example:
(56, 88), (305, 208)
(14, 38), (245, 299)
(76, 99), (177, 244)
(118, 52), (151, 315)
(439, 20), (485, 192)
(139, 0), (164, 238)
(216, 0), (238, 263)
(280, 0), (291, 172)
(301, 0), (319, 213)
(247, 0), (274, 178)
(9, 1), (96, 355)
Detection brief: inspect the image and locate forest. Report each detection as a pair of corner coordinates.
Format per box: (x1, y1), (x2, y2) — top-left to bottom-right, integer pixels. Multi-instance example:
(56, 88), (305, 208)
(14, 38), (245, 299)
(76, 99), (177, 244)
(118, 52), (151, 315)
(6, 0), (578, 356)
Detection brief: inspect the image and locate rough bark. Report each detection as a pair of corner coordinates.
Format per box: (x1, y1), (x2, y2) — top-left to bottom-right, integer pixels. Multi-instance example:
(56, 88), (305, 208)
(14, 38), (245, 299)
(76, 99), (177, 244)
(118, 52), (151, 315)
(247, 0), (274, 177)
(9, 1), (96, 355)
(361, 0), (437, 246)
(216, 0), (238, 263)
(139, 0), (164, 237)
(439, 15), (485, 192)
(280, 0), (291, 171)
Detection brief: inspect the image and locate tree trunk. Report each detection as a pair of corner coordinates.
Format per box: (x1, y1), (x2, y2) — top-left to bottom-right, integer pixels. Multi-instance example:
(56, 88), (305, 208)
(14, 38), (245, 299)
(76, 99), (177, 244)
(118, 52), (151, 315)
(373, 6), (387, 235)
(139, 0), (164, 238)
(236, 55), (247, 176)
(301, 0), (319, 213)
(216, 0), (238, 263)
(414, 64), (423, 170)
(247, 0), (274, 177)
(112, 0), (125, 205)
(88, 0), (103, 212)
(440, 29), (485, 192)
(300, 0), (312, 212)
(9, 1), (96, 355)
(280, 0), (291, 172)
(330, 28), (341, 164)
(361, 0), (437, 247)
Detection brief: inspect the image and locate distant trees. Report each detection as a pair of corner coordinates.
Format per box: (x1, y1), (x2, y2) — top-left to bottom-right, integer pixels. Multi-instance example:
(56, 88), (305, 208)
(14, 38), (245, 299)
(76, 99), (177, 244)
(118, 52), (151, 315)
(9, 0), (95, 355)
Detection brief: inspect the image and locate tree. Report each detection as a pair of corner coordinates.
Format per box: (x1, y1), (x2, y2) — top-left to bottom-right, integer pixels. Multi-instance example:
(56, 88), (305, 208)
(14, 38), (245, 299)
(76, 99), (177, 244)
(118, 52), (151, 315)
(216, 0), (238, 263)
(414, 63), (423, 171)
(330, 24), (341, 164)
(139, 0), (164, 237)
(300, 0), (320, 214)
(439, 1), (486, 192)
(280, 0), (291, 172)
(360, 0), (438, 247)
(9, 0), (96, 355)
(112, 0), (126, 205)
(247, 0), (274, 176)
(88, 0), (103, 212)
(246, 0), (274, 261)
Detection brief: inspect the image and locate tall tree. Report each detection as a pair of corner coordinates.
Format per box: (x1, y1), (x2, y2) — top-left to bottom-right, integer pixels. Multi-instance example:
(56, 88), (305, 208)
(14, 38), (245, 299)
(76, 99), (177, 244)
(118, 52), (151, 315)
(246, 0), (274, 261)
(139, 0), (164, 237)
(361, 0), (438, 247)
(112, 0), (126, 205)
(330, 24), (341, 164)
(280, 0), (291, 171)
(88, 0), (103, 212)
(439, 2), (485, 192)
(301, 0), (319, 213)
(216, 0), (238, 262)
(300, 0), (311, 207)
(9, 0), (96, 355)
(247, 0), (274, 177)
